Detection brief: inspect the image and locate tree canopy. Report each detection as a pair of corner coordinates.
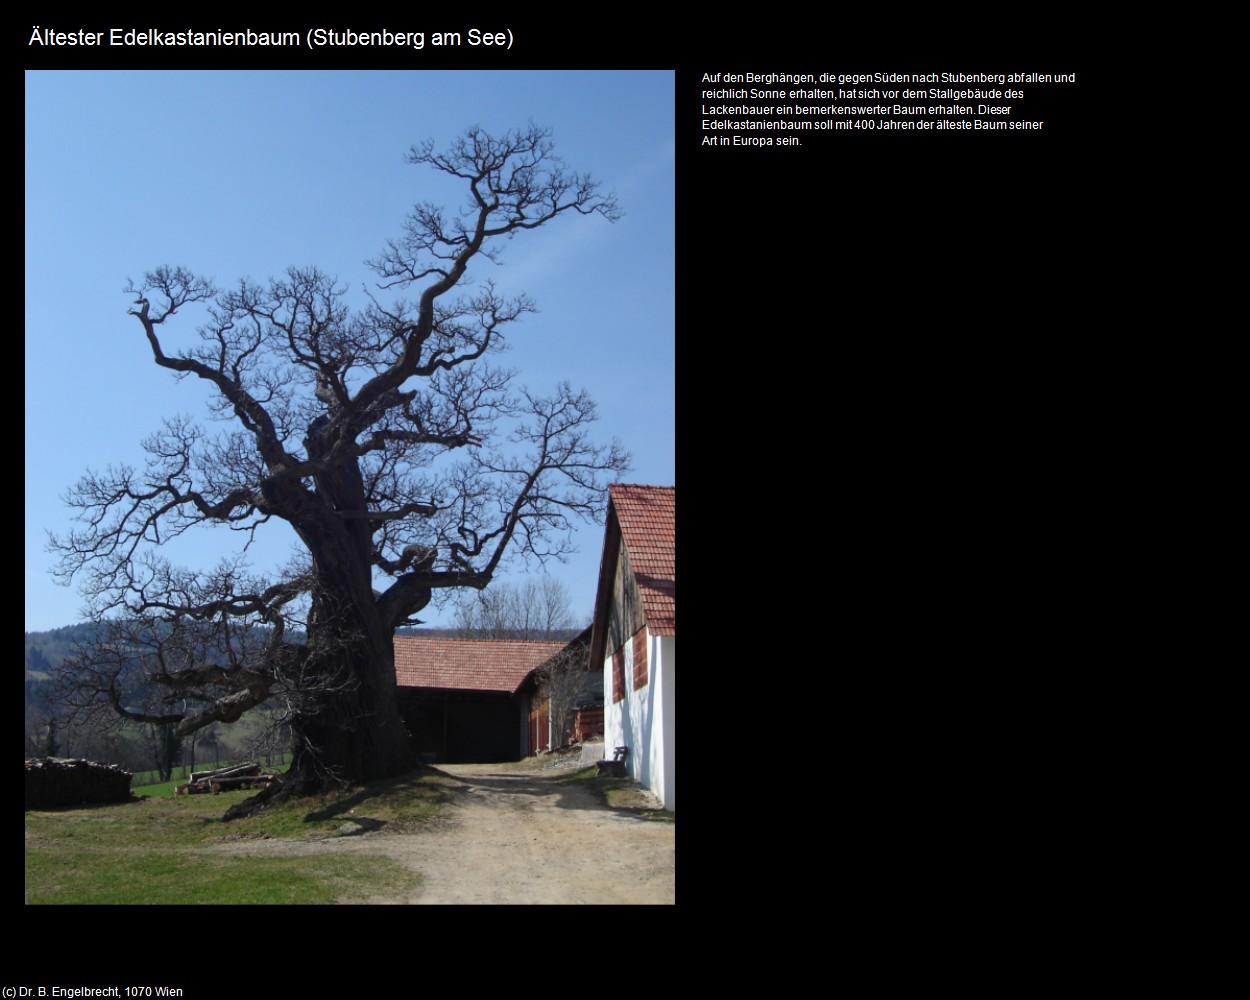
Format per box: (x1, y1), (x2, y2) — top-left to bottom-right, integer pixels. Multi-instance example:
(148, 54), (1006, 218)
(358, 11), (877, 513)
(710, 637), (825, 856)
(51, 124), (628, 807)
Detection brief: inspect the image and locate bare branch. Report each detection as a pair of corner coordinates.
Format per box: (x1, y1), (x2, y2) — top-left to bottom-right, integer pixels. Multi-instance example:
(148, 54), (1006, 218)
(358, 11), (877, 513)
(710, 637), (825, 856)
(52, 124), (630, 800)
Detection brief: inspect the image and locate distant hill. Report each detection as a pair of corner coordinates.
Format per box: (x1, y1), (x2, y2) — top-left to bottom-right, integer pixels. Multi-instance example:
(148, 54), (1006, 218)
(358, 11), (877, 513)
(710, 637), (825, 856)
(25, 623), (99, 675)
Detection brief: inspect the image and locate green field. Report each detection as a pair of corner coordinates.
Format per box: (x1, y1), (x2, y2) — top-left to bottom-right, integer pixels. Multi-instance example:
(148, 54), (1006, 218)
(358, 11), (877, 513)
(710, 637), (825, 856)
(25, 771), (458, 904)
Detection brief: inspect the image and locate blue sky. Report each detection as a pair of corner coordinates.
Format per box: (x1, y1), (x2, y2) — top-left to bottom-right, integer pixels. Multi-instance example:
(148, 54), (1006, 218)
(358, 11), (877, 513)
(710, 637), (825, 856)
(25, 70), (675, 631)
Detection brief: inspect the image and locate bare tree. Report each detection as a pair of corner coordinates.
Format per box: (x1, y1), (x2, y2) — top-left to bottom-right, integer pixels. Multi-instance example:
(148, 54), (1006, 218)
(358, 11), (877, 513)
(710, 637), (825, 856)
(534, 638), (596, 749)
(50, 124), (628, 814)
(451, 576), (576, 639)
(144, 722), (182, 783)
(24, 706), (52, 759)
(449, 576), (593, 749)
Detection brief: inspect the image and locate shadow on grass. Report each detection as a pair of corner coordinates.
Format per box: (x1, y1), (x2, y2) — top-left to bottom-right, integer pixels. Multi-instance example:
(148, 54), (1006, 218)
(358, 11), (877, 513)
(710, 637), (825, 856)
(426, 764), (619, 815)
(295, 769), (462, 830)
(426, 763), (674, 820)
(303, 785), (389, 822)
(554, 767), (674, 822)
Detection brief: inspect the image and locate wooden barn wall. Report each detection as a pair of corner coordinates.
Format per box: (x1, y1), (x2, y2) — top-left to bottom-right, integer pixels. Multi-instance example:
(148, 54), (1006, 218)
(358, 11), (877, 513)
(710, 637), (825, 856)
(605, 543), (644, 663)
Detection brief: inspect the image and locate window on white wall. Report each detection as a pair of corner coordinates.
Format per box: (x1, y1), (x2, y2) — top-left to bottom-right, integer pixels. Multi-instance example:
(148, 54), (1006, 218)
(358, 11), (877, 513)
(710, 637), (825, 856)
(632, 628), (648, 690)
(612, 647), (625, 704)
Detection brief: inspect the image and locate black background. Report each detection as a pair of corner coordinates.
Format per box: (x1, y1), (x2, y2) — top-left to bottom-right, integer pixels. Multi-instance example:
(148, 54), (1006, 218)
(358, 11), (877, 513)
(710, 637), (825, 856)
(23, 11), (1100, 954)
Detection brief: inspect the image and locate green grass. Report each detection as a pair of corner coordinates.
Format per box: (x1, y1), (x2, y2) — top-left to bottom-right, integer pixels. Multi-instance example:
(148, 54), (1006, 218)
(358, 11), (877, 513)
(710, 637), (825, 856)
(131, 778), (184, 798)
(25, 771), (456, 904)
(26, 847), (404, 905)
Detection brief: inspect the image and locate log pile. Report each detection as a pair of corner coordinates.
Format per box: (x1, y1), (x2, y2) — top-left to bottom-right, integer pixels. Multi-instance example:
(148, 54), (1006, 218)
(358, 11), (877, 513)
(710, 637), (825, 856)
(25, 757), (134, 809)
(176, 762), (277, 795)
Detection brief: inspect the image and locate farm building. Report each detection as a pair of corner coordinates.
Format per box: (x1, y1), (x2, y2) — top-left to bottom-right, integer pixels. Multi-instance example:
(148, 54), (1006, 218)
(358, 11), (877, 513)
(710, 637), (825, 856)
(393, 635), (565, 763)
(589, 484), (675, 810)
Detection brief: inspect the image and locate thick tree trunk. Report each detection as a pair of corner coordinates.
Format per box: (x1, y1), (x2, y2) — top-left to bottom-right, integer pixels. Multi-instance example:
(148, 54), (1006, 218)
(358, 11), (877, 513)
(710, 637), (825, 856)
(287, 628), (415, 786)
(223, 629), (415, 819)
(223, 581), (418, 819)
(222, 417), (420, 819)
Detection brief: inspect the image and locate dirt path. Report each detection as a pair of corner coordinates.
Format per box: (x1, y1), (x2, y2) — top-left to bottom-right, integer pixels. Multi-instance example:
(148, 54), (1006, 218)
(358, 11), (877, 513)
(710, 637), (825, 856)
(376, 762), (674, 904)
(218, 762), (675, 904)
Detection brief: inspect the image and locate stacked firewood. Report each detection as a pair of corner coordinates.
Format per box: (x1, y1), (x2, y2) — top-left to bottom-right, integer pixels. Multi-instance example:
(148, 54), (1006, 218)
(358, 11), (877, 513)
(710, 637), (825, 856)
(176, 762), (277, 795)
(25, 757), (133, 809)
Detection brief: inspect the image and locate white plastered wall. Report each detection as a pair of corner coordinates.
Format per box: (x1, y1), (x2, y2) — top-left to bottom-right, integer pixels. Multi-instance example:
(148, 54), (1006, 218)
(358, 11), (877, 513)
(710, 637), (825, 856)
(603, 630), (675, 810)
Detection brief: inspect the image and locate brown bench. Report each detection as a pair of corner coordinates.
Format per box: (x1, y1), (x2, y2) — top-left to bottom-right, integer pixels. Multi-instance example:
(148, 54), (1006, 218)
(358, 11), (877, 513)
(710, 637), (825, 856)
(596, 746), (629, 777)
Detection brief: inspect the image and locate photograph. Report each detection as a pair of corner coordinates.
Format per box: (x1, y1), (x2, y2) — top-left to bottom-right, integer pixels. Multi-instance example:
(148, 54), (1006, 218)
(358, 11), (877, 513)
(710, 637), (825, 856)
(25, 68), (676, 908)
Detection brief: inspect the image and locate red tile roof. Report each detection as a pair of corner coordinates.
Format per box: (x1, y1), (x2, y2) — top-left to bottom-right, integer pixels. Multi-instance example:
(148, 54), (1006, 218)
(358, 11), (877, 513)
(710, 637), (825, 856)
(393, 636), (567, 695)
(610, 484), (675, 636)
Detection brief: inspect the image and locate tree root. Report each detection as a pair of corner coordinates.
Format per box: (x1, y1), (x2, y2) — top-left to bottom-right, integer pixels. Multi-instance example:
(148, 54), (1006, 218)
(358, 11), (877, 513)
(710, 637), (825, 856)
(220, 763), (431, 821)
(220, 771), (329, 820)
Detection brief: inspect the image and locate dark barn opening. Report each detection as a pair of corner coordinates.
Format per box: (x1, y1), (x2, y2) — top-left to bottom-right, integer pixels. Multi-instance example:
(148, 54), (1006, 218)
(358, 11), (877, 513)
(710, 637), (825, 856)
(398, 688), (524, 764)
